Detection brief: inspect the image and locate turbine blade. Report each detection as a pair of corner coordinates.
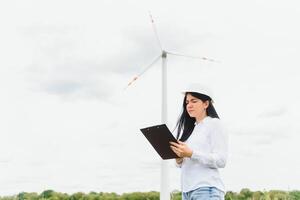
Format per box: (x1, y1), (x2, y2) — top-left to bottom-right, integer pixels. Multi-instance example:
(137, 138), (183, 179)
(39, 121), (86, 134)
(124, 54), (162, 90)
(149, 11), (163, 51)
(167, 51), (221, 63)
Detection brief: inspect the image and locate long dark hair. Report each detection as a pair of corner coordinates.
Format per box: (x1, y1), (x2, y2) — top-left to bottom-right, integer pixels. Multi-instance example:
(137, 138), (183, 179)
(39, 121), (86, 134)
(175, 92), (219, 142)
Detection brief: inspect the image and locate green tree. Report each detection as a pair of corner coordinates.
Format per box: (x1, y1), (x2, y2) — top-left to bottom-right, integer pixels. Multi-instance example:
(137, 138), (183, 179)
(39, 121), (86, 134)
(40, 190), (55, 199)
(70, 192), (85, 200)
(239, 188), (253, 200)
(170, 190), (181, 200)
(288, 190), (300, 200)
(252, 191), (263, 200)
(225, 191), (237, 200)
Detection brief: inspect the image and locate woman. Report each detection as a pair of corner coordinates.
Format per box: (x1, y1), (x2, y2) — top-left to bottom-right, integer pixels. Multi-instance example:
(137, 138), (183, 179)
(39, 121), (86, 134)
(170, 83), (228, 200)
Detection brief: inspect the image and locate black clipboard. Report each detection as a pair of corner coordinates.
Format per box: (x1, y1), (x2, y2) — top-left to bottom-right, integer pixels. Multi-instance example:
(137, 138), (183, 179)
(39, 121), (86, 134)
(140, 124), (180, 160)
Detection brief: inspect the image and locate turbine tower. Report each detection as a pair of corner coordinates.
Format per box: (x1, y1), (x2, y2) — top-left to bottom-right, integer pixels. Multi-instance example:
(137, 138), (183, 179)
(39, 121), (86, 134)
(126, 13), (219, 200)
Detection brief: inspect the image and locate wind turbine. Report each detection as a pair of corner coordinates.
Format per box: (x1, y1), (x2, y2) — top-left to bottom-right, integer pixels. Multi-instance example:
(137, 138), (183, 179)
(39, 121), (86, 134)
(126, 13), (219, 200)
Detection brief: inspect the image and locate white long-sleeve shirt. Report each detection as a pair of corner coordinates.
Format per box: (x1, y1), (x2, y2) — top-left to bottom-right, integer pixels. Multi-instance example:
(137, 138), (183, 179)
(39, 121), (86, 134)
(176, 116), (228, 193)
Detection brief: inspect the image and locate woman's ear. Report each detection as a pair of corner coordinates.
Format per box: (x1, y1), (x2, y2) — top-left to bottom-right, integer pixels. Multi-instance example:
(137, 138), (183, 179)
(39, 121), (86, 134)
(204, 100), (210, 109)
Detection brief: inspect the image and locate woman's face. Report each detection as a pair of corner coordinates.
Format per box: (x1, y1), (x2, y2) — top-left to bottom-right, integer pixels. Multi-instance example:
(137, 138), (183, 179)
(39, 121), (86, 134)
(185, 93), (209, 119)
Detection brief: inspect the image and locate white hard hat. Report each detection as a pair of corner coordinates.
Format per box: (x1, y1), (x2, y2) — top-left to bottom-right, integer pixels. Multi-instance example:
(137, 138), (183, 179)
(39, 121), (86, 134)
(181, 83), (214, 101)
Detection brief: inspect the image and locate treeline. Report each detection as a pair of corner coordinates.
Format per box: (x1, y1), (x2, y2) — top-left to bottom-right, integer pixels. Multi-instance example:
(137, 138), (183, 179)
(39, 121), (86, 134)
(0, 189), (300, 200)
(225, 188), (300, 200)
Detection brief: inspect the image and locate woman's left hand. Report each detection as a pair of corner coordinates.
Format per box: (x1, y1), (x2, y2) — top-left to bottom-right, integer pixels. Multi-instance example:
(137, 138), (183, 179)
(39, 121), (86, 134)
(169, 141), (193, 158)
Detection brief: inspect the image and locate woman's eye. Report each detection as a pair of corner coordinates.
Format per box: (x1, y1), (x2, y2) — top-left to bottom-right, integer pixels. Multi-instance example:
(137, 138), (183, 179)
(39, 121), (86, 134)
(186, 100), (197, 104)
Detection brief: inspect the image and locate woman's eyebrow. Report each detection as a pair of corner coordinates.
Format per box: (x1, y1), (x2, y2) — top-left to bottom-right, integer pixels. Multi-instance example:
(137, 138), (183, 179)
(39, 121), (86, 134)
(186, 98), (197, 102)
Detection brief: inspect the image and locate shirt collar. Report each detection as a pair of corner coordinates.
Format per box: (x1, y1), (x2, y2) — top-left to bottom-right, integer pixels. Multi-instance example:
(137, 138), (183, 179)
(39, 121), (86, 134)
(194, 116), (211, 126)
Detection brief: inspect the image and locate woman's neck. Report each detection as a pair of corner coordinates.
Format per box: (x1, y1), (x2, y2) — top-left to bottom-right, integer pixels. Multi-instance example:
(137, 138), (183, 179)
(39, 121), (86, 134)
(195, 113), (208, 123)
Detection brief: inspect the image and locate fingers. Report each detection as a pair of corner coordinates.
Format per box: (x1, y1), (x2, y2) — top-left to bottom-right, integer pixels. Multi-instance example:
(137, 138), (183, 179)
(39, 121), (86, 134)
(170, 141), (184, 152)
(170, 145), (178, 152)
(169, 141), (179, 146)
(169, 141), (184, 148)
(171, 146), (185, 157)
(170, 140), (191, 158)
(177, 141), (185, 145)
(170, 146), (181, 157)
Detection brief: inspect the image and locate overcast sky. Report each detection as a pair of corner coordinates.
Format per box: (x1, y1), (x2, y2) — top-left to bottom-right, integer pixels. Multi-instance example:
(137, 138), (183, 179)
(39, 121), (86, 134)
(1, 0), (300, 196)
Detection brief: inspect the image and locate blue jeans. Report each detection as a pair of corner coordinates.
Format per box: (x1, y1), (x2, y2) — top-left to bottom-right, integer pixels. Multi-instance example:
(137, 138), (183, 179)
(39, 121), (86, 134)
(182, 187), (225, 200)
